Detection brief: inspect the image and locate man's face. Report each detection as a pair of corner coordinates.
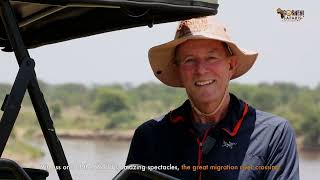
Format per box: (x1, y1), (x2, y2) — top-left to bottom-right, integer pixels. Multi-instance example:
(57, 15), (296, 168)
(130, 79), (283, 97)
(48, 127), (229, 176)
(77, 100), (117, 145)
(175, 39), (237, 104)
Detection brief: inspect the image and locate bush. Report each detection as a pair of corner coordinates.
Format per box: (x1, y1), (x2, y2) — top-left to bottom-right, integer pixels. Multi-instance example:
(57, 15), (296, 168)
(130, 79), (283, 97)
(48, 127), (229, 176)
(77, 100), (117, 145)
(92, 88), (129, 114)
(50, 102), (62, 119)
(105, 111), (136, 129)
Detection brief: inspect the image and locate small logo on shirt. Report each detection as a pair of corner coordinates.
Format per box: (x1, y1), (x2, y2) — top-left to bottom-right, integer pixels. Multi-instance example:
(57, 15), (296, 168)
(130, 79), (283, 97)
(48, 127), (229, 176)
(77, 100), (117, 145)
(222, 140), (237, 149)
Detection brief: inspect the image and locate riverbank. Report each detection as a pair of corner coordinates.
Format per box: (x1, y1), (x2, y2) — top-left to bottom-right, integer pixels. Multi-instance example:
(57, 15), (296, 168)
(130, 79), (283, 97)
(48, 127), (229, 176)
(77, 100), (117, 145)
(2, 138), (44, 164)
(36, 129), (319, 150)
(35, 129), (135, 141)
(5, 128), (319, 165)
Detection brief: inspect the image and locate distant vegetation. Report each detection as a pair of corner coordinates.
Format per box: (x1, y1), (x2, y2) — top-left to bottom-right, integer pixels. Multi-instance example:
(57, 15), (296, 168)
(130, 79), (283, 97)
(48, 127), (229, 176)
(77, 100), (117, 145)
(0, 81), (320, 151)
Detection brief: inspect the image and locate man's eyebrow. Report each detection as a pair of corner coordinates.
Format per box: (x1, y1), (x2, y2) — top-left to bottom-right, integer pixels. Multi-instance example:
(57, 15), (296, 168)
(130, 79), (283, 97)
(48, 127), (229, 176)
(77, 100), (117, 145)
(208, 49), (218, 52)
(208, 49), (221, 54)
(182, 55), (195, 59)
(181, 49), (220, 58)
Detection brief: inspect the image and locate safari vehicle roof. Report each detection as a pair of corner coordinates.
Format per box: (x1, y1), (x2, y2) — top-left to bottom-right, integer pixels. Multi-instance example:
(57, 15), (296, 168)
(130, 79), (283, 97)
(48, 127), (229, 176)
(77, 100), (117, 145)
(0, 0), (218, 50)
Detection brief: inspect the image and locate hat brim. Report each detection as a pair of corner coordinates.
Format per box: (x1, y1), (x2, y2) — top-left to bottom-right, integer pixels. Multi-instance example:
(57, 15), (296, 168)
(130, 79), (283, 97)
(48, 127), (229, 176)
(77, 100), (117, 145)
(148, 35), (258, 87)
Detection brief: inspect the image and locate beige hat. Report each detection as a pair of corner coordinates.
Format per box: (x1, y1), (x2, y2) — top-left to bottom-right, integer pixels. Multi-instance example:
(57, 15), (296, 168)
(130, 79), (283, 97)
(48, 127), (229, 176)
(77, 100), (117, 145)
(148, 16), (258, 87)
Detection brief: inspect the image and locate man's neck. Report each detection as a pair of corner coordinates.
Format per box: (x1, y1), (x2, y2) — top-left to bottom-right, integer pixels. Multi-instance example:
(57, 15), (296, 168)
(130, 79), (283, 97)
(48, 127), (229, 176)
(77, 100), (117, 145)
(191, 94), (230, 124)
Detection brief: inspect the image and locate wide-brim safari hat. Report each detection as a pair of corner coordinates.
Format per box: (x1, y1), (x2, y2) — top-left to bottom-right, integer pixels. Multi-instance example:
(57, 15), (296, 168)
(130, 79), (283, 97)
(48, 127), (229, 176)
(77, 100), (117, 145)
(148, 16), (258, 87)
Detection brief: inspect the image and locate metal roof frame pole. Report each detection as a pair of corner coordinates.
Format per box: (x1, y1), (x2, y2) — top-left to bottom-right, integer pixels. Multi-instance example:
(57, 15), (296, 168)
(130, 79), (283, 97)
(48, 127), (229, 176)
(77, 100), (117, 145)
(0, 0), (73, 180)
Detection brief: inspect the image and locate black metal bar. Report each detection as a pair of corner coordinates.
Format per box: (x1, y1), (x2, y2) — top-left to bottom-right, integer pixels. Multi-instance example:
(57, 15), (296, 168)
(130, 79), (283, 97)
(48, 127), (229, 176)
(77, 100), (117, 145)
(113, 164), (181, 180)
(0, 58), (34, 155)
(0, 0), (73, 180)
(0, 0), (29, 64)
(27, 77), (74, 180)
(0, 94), (8, 111)
(0, 158), (32, 180)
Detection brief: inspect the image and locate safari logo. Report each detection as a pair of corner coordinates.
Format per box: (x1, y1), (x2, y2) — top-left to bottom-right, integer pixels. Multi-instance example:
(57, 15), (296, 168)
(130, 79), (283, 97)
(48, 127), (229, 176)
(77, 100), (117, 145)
(276, 8), (304, 22)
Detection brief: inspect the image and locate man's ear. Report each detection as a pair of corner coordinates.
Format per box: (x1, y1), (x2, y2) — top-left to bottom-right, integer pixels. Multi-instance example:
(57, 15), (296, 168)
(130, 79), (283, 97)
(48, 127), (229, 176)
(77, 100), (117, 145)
(229, 55), (238, 76)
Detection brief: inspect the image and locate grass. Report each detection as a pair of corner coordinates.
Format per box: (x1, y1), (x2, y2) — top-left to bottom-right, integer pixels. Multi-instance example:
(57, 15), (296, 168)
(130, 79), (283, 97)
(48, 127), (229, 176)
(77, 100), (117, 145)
(54, 106), (111, 130)
(2, 134), (44, 163)
(0, 108), (44, 163)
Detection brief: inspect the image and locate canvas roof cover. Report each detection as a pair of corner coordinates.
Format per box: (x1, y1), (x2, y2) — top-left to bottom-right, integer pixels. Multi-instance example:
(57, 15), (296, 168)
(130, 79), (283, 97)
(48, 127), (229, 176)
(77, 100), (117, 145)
(0, 0), (218, 49)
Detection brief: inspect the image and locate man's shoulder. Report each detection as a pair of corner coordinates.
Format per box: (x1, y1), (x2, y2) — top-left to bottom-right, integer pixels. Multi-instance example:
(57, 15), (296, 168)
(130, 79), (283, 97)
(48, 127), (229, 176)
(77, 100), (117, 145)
(236, 95), (289, 129)
(135, 100), (188, 131)
(135, 113), (170, 132)
(249, 109), (297, 156)
(254, 109), (291, 130)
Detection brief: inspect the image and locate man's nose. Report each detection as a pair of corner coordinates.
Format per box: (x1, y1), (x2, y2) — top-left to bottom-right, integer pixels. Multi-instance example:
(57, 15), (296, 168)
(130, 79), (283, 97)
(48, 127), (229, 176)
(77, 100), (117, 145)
(195, 61), (209, 74)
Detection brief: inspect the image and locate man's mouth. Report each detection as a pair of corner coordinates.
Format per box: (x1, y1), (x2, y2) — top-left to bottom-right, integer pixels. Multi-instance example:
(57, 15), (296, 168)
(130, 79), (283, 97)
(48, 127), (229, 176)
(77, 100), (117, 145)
(194, 80), (216, 86)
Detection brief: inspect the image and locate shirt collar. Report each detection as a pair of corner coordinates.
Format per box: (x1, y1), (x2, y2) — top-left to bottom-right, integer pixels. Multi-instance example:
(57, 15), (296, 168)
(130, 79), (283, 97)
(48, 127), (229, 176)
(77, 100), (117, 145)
(169, 93), (247, 137)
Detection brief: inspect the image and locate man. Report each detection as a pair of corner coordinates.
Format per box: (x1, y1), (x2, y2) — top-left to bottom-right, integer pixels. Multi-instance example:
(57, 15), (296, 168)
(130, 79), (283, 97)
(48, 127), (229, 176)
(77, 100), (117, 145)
(125, 16), (299, 180)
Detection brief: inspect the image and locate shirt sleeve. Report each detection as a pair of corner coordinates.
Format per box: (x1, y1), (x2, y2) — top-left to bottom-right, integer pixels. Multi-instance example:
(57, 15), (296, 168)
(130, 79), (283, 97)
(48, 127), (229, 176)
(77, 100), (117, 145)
(124, 125), (154, 180)
(126, 126), (152, 166)
(264, 120), (300, 180)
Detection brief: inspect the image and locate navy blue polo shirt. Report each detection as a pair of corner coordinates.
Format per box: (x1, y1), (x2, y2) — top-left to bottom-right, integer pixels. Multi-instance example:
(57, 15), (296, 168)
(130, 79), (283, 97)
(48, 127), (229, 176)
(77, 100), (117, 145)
(126, 94), (299, 180)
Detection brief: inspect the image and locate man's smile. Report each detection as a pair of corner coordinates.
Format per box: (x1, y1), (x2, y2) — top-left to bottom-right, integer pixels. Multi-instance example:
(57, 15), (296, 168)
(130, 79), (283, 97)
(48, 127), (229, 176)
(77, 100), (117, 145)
(194, 80), (216, 87)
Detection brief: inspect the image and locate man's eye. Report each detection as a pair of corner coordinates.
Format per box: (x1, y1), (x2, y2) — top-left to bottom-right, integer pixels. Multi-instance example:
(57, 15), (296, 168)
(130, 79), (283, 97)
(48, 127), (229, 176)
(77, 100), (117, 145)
(207, 57), (218, 62)
(208, 56), (218, 60)
(183, 58), (195, 64)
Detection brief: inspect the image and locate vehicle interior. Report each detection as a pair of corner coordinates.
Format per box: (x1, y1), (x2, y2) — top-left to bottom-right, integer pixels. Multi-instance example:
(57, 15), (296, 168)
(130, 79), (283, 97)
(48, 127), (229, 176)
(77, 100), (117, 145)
(0, 0), (218, 179)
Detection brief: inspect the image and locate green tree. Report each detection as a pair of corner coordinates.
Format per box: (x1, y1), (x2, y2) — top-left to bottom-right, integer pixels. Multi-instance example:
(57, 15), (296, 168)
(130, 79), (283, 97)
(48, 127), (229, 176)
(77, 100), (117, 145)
(273, 105), (303, 135)
(92, 88), (129, 114)
(105, 111), (136, 129)
(230, 83), (257, 102)
(47, 83), (89, 107)
(290, 92), (320, 147)
(250, 87), (280, 111)
(50, 103), (62, 119)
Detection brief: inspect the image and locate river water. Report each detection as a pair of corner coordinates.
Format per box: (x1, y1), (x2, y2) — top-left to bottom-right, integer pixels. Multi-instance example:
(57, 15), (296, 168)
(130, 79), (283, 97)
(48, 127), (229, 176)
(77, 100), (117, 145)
(27, 138), (319, 180)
